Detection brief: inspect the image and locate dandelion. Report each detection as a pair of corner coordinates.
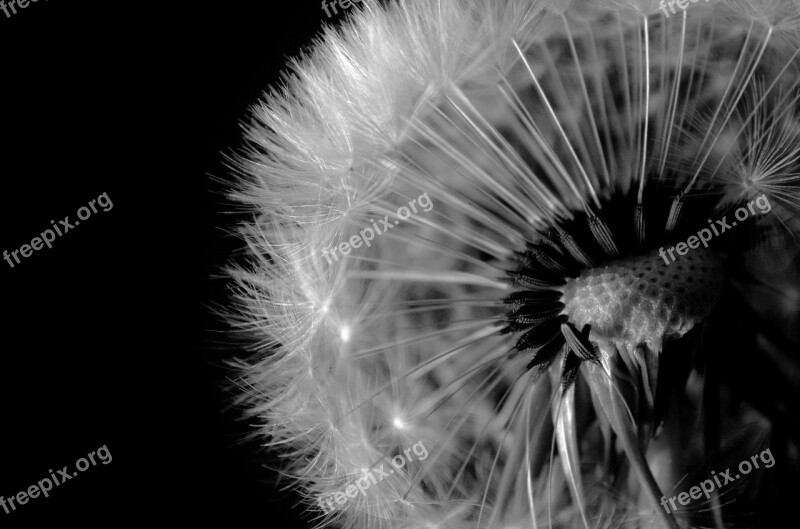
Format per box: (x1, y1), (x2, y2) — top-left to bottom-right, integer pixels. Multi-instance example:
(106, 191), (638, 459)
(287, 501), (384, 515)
(226, 1), (800, 528)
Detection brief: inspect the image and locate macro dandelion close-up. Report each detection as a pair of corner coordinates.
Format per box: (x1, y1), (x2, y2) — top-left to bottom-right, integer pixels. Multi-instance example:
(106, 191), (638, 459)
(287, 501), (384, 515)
(2, 0), (799, 526)
(224, 1), (800, 528)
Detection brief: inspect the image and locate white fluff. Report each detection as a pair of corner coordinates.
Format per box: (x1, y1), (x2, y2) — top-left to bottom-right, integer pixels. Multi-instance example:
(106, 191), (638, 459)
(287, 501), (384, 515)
(227, 1), (800, 528)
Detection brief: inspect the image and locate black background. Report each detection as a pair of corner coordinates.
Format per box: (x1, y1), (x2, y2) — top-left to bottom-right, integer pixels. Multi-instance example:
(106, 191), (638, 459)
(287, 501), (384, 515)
(0, 1), (338, 525)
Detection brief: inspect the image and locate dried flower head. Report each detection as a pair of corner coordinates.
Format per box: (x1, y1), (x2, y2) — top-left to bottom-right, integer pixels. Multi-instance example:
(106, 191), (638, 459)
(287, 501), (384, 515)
(226, 1), (800, 528)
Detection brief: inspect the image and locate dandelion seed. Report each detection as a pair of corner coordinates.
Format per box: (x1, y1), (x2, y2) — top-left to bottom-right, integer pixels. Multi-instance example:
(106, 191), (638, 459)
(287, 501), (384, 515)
(226, 1), (800, 528)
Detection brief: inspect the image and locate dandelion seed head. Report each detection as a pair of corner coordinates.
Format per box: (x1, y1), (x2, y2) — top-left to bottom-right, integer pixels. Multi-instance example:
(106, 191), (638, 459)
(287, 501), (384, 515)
(560, 247), (724, 350)
(228, 1), (800, 527)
